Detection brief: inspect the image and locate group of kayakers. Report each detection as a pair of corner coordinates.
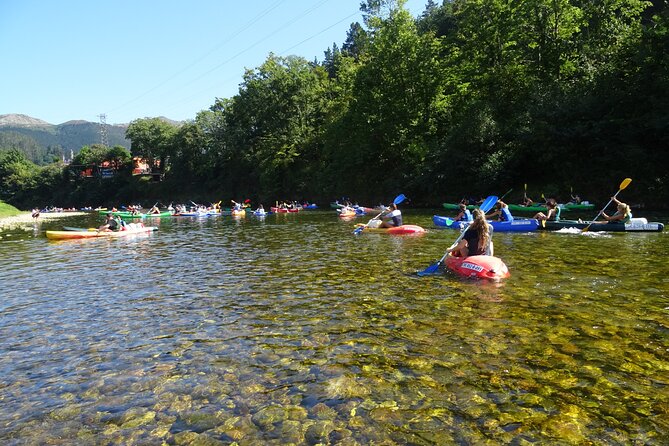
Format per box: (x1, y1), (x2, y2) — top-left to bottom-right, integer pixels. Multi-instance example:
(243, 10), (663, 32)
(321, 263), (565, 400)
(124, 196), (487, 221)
(443, 195), (635, 258)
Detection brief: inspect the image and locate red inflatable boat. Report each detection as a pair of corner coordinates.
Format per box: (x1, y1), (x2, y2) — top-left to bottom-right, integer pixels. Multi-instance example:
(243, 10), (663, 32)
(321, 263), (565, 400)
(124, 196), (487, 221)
(445, 254), (510, 280)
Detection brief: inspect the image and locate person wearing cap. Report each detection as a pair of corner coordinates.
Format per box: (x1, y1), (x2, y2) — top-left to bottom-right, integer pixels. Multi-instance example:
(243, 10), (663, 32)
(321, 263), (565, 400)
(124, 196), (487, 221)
(380, 203), (402, 228)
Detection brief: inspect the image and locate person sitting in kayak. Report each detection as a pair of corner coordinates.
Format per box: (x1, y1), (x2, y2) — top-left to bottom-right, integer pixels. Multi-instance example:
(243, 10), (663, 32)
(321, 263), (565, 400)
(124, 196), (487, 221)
(380, 203), (402, 228)
(598, 197), (632, 224)
(487, 200), (514, 222)
(521, 195), (534, 206)
(454, 203), (473, 222)
(149, 205), (161, 214)
(447, 209), (493, 257)
(99, 213), (120, 232)
(533, 199), (560, 222)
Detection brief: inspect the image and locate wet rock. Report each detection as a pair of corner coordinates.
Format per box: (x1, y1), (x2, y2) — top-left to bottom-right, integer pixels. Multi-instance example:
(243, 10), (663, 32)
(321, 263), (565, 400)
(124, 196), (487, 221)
(120, 409), (156, 429)
(310, 402), (337, 420)
(304, 420), (335, 444)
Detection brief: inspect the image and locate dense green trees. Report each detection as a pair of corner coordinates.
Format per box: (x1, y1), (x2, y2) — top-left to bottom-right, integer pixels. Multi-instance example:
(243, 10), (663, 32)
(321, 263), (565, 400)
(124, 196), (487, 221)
(1, 0), (667, 209)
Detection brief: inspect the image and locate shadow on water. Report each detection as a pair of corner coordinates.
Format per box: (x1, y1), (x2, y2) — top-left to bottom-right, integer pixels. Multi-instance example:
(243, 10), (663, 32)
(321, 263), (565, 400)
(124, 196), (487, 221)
(0, 210), (667, 444)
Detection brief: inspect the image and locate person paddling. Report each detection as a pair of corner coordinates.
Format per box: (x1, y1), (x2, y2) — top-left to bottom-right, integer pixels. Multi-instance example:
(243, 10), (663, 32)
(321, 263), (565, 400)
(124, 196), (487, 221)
(597, 197), (632, 224)
(533, 199), (560, 222)
(99, 213), (120, 232)
(454, 203), (473, 222)
(380, 202), (402, 228)
(487, 200), (513, 222)
(447, 209), (493, 257)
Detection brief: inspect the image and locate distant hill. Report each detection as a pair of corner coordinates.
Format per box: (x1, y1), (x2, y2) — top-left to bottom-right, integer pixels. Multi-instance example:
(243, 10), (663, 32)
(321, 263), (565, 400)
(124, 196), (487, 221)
(0, 114), (130, 164)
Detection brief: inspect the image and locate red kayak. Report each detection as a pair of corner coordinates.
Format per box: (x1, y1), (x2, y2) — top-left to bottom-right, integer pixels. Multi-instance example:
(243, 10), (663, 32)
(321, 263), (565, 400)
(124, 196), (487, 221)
(355, 224), (426, 234)
(271, 207), (299, 213)
(445, 254), (510, 280)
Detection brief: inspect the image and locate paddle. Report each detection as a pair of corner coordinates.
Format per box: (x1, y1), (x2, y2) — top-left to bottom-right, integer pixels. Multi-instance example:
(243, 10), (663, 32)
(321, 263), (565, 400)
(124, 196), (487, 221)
(417, 195), (498, 276)
(582, 178), (632, 232)
(499, 188), (513, 201)
(353, 194), (406, 234)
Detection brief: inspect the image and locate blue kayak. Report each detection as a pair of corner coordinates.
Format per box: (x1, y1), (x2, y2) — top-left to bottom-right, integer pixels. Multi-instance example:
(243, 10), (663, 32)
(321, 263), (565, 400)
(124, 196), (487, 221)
(433, 215), (539, 232)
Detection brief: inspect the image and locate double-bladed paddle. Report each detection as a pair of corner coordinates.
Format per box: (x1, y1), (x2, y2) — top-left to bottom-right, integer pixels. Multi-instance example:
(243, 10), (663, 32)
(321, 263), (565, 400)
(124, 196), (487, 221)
(417, 195), (498, 276)
(353, 194), (406, 235)
(582, 178), (632, 232)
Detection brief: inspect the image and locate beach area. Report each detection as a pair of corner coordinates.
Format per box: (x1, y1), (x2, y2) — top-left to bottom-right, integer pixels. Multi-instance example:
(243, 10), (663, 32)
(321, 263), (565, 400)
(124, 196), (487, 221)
(0, 211), (88, 230)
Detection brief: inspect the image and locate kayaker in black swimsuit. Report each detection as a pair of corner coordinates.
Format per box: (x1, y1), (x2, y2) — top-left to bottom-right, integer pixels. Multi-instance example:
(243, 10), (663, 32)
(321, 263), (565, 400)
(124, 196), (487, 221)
(447, 209), (493, 257)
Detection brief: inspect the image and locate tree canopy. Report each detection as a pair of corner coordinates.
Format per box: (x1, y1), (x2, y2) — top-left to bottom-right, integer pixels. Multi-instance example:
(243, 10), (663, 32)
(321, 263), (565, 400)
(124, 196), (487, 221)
(1, 0), (667, 209)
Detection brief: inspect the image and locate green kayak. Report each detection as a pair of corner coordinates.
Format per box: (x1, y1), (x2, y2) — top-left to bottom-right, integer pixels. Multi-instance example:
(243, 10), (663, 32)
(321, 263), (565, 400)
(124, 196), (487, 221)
(507, 203), (595, 213)
(443, 202), (595, 212)
(97, 210), (173, 218)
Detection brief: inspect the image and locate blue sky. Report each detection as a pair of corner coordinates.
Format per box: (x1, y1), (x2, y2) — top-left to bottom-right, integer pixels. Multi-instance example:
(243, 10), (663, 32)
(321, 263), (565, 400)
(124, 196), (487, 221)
(1, 0), (428, 125)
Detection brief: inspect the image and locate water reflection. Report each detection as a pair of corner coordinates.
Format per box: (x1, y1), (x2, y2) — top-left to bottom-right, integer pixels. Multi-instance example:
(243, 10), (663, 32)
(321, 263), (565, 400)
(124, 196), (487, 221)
(0, 211), (667, 444)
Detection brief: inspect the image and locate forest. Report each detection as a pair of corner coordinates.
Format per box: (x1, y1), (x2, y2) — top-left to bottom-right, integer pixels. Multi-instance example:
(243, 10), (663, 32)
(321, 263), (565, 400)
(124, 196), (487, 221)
(1, 0), (667, 209)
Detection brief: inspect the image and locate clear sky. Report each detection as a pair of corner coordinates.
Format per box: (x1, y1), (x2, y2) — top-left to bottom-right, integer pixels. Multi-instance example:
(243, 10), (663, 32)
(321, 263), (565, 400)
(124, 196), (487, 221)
(1, 0), (428, 125)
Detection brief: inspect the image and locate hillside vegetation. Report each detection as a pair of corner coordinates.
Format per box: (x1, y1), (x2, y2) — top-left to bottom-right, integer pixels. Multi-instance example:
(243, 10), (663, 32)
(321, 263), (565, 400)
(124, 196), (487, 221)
(0, 114), (130, 165)
(0, 201), (21, 218)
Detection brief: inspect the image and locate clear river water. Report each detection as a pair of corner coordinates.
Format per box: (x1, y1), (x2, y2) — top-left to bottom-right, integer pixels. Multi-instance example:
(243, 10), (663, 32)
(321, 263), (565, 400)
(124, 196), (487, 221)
(0, 209), (667, 445)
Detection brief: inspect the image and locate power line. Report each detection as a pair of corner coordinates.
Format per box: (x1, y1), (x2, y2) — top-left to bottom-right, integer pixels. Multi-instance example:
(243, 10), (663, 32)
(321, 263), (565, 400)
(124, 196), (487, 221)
(108, 0), (287, 115)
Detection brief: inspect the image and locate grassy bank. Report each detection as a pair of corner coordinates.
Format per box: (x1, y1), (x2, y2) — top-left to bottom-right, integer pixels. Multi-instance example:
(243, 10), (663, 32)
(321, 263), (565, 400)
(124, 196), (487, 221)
(0, 201), (22, 218)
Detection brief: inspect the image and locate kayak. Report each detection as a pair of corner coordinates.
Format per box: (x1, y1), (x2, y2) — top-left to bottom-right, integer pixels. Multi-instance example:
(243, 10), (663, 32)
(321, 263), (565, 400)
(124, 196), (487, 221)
(442, 203), (477, 210)
(338, 210), (357, 218)
(97, 210), (172, 219)
(507, 203), (595, 213)
(442, 202), (595, 212)
(354, 224), (426, 235)
(539, 218), (664, 232)
(47, 226), (158, 240)
(231, 209), (246, 217)
(176, 211), (221, 217)
(445, 254), (510, 280)
(302, 204), (318, 210)
(271, 207), (299, 213)
(433, 215), (539, 232)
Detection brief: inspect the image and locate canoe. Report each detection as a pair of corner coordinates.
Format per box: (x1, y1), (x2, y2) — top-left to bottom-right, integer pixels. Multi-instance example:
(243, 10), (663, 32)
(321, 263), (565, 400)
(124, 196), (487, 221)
(443, 203), (477, 210)
(539, 218), (664, 232)
(506, 203), (595, 213)
(338, 210), (357, 218)
(47, 226), (158, 240)
(97, 210), (172, 219)
(445, 254), (510, 280)
(433, 216), (539, 232)
(271, 207), (299, 213)
(354, 224), (426, 235)
(443, 202), (596, 212)
(177, 211), (221, 217)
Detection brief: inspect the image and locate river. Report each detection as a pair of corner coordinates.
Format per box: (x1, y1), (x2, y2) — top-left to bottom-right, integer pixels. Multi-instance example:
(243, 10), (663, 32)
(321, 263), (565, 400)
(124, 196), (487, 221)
(0, 209), (667, 444)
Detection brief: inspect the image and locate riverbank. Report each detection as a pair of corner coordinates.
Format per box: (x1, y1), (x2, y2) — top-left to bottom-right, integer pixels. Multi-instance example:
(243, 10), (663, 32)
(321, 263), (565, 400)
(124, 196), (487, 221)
(0, 211), (88, 229)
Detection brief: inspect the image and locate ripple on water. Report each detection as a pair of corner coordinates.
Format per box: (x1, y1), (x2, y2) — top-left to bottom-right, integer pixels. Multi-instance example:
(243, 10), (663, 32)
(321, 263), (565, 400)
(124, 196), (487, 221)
(0, 212), (668, 444)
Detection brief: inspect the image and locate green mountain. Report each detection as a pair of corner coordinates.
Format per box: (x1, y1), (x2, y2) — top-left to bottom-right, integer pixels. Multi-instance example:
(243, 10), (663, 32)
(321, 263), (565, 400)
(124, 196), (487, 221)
(0, 114), (130, 164)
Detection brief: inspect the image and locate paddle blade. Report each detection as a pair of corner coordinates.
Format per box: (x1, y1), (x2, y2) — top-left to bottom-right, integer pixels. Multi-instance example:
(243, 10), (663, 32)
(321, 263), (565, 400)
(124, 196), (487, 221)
(353, 226), (364, 235)
(620, 178), (632, 190)
(479, 195), (498, 213)
(417, 262), (441, 276)
(393, 194), (406, 205)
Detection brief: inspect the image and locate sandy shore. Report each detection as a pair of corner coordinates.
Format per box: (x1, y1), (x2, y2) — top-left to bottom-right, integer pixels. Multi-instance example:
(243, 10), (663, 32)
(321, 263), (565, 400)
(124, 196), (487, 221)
(0, 211), (89, 229)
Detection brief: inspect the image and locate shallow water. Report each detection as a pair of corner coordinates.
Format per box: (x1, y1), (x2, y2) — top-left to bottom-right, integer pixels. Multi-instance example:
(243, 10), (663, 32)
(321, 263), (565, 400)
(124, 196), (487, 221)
(1, 210), (668, 445)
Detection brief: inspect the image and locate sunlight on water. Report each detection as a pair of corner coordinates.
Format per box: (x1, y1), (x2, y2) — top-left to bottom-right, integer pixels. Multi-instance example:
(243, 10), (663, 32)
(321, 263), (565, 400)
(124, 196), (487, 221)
(0, 211), (667, 444)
